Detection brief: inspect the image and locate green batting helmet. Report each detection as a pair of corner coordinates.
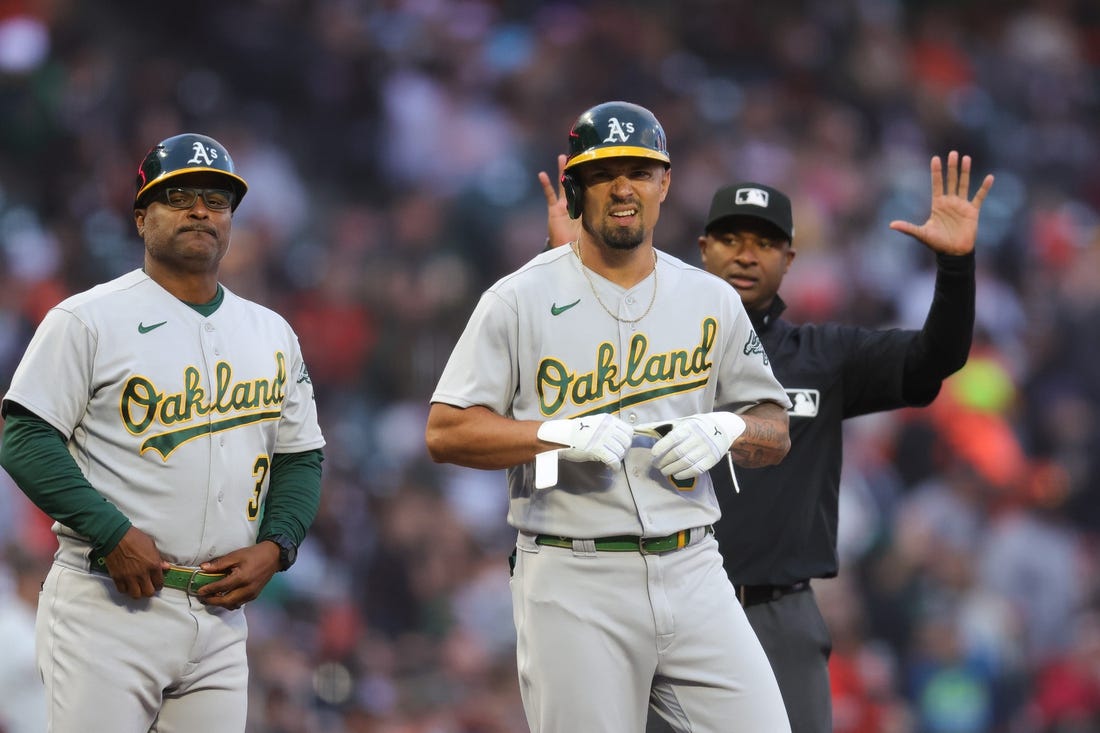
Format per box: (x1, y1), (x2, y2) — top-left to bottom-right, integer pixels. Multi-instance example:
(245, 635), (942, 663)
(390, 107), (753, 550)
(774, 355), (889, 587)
(134, 133), (248, 211)
(561, 101), (670, 218)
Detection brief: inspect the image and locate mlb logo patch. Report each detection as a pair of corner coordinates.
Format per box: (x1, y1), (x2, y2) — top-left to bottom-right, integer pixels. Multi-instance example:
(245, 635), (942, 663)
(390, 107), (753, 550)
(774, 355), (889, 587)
(786, 389), (819, 417)
(735, 187), (769, 208)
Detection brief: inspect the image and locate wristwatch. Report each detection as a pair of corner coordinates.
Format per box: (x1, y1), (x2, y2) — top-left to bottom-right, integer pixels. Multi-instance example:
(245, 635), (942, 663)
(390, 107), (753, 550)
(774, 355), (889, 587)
(265, 534), (298, 571)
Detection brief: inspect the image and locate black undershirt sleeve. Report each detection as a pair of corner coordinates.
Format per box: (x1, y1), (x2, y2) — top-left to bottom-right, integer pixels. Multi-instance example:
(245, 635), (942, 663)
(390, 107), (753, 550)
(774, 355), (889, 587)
(902, 252), (976, 404)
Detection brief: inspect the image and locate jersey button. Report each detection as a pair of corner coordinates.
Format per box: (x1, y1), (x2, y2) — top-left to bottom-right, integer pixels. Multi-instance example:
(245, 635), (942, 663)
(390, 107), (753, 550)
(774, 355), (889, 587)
(627, 413), (637, 423)
(204, 323), (215, 332)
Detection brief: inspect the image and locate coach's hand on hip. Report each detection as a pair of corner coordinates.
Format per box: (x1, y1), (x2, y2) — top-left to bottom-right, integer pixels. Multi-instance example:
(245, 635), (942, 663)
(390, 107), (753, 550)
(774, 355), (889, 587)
(102, 526), (171, 599)
(194, 542), (282, 610)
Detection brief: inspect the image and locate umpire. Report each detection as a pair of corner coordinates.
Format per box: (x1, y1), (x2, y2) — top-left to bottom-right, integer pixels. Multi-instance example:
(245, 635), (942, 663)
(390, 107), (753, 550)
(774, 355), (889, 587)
(695, 152), (993, 732)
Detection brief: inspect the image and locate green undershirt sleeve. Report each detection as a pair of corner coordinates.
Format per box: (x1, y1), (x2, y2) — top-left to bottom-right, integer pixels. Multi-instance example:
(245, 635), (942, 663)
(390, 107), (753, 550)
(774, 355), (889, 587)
(0, 405), (323, 553)
(0, 404), (131, 553)
(257, 449), (324, 547)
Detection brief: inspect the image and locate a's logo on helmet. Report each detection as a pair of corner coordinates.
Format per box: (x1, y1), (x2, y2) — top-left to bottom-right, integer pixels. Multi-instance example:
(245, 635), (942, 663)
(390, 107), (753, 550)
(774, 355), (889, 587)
(735, 188), (769, 208)
(187, 142), (219, 166)
(603, 117), (635, 144)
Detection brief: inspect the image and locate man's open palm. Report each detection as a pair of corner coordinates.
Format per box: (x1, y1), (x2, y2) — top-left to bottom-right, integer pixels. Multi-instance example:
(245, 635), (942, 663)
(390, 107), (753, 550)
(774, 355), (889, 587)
(890, 150), (994, 256)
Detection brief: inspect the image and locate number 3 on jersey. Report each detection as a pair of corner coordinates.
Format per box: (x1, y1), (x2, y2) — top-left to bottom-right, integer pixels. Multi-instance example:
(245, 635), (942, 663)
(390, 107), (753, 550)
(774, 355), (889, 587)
(248, 454), (270, 520)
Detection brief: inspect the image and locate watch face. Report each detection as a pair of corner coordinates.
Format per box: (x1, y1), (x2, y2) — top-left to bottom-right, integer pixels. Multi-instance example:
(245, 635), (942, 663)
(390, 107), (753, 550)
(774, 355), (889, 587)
(273, 536), (297, 570)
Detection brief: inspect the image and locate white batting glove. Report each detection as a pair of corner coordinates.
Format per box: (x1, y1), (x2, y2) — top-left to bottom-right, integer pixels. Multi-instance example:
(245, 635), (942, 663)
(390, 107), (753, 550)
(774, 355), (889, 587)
(537, 414), (633, 468)
(649, 412), (747, 481)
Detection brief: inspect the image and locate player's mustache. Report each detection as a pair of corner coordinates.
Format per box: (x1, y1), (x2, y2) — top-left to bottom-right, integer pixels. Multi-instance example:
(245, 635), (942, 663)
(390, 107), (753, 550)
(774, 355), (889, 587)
(178, 224), (217, 236)
(606, 198), (640, 212)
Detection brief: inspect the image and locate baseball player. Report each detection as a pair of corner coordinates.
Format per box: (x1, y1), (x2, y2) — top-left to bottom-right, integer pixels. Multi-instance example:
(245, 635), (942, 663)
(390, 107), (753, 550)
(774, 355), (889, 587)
(0, 133), (325, 731)
(543, 151), (994, 732)
(426, 101), (793, 732)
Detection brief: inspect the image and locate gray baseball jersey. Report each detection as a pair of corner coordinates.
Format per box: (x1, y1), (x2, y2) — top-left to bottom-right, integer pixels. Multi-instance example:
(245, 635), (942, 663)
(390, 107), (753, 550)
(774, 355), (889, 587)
(431, 245), (791, 538)
(5, 269), (325, 564)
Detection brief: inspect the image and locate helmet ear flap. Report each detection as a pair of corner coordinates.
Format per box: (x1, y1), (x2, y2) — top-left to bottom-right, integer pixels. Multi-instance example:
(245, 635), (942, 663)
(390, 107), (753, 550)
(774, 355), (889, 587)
(562, 172), (582, 219)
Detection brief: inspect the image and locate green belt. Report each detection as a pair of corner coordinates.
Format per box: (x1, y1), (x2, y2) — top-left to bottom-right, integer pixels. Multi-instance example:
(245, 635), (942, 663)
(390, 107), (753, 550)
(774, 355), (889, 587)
(535, 526), (713, 555)
(162, 565), (226, 593)
(90, 553), (226, 594)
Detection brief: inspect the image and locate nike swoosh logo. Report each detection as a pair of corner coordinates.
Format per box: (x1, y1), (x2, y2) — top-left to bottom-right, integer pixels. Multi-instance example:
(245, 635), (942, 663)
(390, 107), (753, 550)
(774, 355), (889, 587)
(551, 299), (581, 316)
(138, 321), (168, 334)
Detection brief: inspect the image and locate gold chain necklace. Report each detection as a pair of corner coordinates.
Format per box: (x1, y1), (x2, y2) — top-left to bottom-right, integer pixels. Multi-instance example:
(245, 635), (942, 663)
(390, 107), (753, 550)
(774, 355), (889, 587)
(571, 240), (658, 324)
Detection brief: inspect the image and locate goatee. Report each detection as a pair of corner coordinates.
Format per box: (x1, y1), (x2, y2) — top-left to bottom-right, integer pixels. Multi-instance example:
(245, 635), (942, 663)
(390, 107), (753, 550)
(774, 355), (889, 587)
(602, 226), (643, 251)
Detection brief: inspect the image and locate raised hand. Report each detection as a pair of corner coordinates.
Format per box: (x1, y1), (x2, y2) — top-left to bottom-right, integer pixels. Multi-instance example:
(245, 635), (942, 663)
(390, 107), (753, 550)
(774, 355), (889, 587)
(538, 153), (581, 248)
(889, 150), (994, 256)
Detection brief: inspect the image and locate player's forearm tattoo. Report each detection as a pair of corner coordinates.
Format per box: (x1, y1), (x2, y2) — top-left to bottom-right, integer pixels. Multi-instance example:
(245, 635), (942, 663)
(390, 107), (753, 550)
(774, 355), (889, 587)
(730, 417), (788, 467)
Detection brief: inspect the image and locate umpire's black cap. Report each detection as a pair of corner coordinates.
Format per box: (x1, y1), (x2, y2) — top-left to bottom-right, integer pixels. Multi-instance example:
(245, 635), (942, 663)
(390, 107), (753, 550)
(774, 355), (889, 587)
(704, 183), (794, 241)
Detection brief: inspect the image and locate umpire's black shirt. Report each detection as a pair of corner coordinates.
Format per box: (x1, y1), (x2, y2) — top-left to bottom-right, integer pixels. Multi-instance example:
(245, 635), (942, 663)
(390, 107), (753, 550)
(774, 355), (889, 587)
(714, 252), (976, 587)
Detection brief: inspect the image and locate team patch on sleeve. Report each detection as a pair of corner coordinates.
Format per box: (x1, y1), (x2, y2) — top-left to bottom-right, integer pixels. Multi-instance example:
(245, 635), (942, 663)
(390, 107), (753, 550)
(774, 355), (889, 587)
(743, 331), (768, 365)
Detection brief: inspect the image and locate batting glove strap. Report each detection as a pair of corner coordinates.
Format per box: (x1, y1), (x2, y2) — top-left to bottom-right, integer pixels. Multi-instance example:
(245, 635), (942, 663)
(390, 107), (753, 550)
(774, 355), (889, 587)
(650, 412), (747, 481)
(537, 414), (633, 468)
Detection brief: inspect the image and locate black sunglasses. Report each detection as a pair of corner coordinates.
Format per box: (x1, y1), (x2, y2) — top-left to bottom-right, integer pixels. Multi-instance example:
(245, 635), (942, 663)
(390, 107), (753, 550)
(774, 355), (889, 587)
(154, 187), (235, 211)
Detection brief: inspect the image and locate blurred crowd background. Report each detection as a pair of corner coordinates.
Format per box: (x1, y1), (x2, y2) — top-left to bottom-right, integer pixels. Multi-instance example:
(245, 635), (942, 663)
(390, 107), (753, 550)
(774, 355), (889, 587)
(0, 1), (1098, 731)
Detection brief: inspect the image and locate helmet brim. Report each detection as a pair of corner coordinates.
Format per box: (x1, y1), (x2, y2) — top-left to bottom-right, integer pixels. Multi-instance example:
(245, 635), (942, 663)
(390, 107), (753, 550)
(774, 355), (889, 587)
(564, 146), (670, 170)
